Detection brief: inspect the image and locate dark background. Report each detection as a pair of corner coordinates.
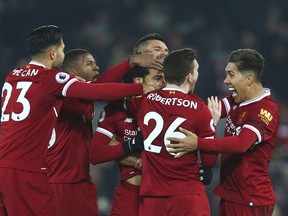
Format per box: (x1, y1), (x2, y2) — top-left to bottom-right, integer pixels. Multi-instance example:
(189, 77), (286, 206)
(0, 0), (287, 215)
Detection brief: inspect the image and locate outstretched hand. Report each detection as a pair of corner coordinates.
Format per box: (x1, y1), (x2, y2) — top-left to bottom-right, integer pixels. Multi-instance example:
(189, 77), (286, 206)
(166, 127), (198, 158)
(207, 96), (221, 126)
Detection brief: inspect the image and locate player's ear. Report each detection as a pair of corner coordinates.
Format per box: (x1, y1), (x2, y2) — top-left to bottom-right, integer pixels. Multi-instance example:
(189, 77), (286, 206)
(186, 73), (193, 83)
(246, 73), (253, 86)
(133, 76), (143, 84)
(49, 48), (56, 60)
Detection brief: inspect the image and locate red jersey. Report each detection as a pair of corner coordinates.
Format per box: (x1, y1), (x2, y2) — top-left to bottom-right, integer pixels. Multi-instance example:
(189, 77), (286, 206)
(214, 89), (279, 206)
(131, 87), (217, 196)
(0, 62), (76, 172)
(0, 61), (143, 173)
(46, 60), (133, 183)
(93, 102), (141, 181)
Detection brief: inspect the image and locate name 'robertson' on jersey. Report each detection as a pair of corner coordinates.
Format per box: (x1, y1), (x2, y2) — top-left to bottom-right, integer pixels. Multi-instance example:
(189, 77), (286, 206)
(146, 92), (198, 109)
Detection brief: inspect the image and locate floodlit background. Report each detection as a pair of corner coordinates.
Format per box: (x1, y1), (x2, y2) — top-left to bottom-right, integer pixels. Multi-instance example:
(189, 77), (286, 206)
(0, 0), (287, 215)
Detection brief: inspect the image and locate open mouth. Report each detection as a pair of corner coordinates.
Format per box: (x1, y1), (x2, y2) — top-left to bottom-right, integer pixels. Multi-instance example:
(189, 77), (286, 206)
(228, 87), (237, 98)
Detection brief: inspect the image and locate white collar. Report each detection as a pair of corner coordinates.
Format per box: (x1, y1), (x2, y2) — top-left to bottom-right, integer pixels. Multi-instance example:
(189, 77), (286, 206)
(239, 88), (271, 107)
(29, 60), (46, 68)
(162, 87), (186, 94)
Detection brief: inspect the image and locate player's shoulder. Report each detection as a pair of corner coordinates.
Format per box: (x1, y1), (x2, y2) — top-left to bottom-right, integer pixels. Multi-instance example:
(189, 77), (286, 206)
(249, 94), (279, 114)
(190, 93), (205, 103)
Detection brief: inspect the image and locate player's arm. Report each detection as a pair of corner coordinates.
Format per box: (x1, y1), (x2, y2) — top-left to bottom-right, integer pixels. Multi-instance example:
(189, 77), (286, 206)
(66, 80), (143, 101)
(90, 130), (144, 164)
(89, 131), (125, 165)
(198, 128), (258, 153)
(61, 98), (94, 121)
(96, 53), (163, 83)
(117, 156), (142, 170)
(199, 103), (278, 153)
(167, 127), (258, 154)
(107, 136), (142, 168)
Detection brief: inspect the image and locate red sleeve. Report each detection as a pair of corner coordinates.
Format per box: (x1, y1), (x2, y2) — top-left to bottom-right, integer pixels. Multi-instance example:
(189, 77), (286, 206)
(66, 81), (143, 101)
(61, 98), (93, 121)
(200, 152), (218, 167)
(96, 60), (131, 83)
(198, 128), (258, 153)
(89, 131), (125, 165)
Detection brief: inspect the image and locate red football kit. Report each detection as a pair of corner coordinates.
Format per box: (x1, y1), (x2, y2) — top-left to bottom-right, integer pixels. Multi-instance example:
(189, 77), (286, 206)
(130, 87), (217, 216)
(198, 89), (279, 214)
(46, 60), (137, 216)
(0, 60), (142, 215)
(91, 102), (142, 216)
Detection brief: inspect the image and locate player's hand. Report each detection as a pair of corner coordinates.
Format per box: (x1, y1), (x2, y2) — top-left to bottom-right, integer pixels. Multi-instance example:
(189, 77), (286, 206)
(108, 135), (119, 146)
(199, 163), (213, 185)
(122, 130), (144, 154)
(166, 127), (198, 158)
(207, 96), (221, 126)
(133, 158), (142, 171)
(129, 53), (163, 71)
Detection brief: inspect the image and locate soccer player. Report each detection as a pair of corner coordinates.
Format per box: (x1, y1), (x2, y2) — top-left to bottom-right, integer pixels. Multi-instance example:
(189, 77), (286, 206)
(0, 25), (154, 216)
(90, 66), (166, 216)
(167, 48), (279, 216)
(133, 33), (169, 60)
(90, 33), (168, 216)
(129, 48), (218, 216)
(46, 48), (162, 216)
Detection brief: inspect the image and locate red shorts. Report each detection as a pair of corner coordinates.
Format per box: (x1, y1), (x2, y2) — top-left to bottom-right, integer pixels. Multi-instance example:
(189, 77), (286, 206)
(50, 179), (99, 216)
(0, 168), (55, 216)
(218, 199), (275, 216)
(109, 182), (140, 216)
(139, 193), (210, 216)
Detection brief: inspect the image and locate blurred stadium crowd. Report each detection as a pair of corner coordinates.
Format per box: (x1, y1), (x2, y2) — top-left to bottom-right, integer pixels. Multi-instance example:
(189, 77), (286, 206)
(0, 0), (287, 215)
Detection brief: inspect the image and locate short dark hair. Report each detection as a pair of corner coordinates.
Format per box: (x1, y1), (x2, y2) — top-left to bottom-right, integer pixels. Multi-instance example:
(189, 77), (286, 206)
(228, 48), (264, 82)
(123, 66), (149, 83)
(163, 48), (197, 85)
(133, 33), (165, 54)
(27, 25), (63, 56)
(62, 49), (90, 71)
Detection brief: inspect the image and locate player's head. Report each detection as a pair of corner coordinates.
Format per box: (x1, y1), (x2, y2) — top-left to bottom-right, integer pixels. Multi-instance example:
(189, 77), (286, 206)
(27, 25), (65, 69)
(133, 33), (169, 59)
(123, 66), (166, 90)
(62, 49), (100, 81)
(224, 48), (264, 103)
(163, 48), (198, 93)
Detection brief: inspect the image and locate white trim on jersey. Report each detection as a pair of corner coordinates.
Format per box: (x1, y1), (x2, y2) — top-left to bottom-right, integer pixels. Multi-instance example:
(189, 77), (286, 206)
(62, 78), (78, 96)
(53, 107), (58, 117)
(95, 127), (113, 138)
(222, 97), (231, 115)
(239, 88), (271, 107)
(242, 124), (262, 144)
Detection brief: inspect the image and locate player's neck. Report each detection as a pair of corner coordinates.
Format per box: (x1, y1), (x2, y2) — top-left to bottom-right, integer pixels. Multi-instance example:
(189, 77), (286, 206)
(32, 56), (53, 69)
(166, 83), (190, 94)
(246, 83), (264, 101)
